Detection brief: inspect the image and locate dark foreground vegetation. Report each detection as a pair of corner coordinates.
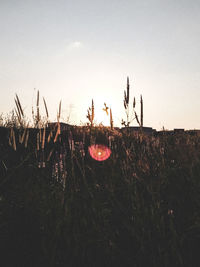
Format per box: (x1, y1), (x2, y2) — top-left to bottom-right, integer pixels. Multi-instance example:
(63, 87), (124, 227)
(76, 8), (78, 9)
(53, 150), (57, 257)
(0, 125), (200, 267)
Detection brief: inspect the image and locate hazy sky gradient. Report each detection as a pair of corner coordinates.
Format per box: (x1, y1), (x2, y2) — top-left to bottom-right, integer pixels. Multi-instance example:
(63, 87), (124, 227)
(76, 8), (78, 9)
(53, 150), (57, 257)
(1, 0), (200, 129)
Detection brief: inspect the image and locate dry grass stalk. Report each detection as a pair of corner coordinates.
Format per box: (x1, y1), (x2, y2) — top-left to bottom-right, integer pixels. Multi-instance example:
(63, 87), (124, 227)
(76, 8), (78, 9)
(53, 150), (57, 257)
(47, 148), (54, 161)
(25, 130), (29, 148)
(134, 111), (140, 126)
(14, 106), (21, 126)
(58, 100), (61, 121)
(9, 128), (15, 146)
(37, 90), (39, 107)
(15, 94), (24, 117)
(19, 132), (22, 143)
(47, 130), (52, 143)
(14, 99), (21, 117)
(9, 129), (12, 146)
(36, 90), (40, 126)
(20, 123), (29, 144)
(20, 130), (26, 144)
(43, 97), (49, 118)
(86, 99), (95, 127)
(92, 99), (94, 121)
(12, 128), (16, 151)
(122, 77), (132, 127)
(39, 128), (42, 143)
(19, 127), (26, 144)
(124, 77), (130, 109)
(140, 95), (143, 128)
(42, 127), (46, 149)
(32, 106), (34, 122)
(110, 108), (113, 130)
(54, 123), (61, 143)
(37, 132), (40, 151)
(14, 95), (25, 127)
(126, 76), (129, 105)
(122, 77), (144, 128)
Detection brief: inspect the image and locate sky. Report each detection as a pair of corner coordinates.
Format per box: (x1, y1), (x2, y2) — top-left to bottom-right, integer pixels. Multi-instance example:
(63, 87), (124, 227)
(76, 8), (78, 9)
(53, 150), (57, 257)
(0, 0), (200, 130)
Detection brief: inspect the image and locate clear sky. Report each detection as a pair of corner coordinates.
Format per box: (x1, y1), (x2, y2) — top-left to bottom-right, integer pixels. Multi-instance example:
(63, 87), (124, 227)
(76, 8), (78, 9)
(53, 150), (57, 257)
(0, 0), (200, 130)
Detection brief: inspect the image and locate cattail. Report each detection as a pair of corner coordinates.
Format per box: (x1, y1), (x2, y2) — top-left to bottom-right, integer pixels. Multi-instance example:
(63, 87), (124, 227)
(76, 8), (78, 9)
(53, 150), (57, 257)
(14, 95), (23, 125)
(15, 99), (21, 117)
(124, 90), (128, 109)
(37, 90), (39, 107)
(133, 97), (136, 108)
(43, 97), (49, 118)
(32, 106), (34, 120)
(58, 100), (61, 121)
(91, 99), (94, 122)
(124, 90), (126, 101)
(140, 95), (143, 128)
(126, 76), (129, 105)
(87, 109), (91, 123)
(15, 94), (24, 117)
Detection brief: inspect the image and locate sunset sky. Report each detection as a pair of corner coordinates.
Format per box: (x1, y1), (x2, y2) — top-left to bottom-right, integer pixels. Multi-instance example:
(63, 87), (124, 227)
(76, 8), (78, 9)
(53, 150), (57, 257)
(0, 0), (200, 130)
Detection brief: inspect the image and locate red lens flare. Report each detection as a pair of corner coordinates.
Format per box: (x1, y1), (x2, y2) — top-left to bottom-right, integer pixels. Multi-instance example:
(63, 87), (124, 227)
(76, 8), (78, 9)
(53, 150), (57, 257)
(88, 144), (111, 161)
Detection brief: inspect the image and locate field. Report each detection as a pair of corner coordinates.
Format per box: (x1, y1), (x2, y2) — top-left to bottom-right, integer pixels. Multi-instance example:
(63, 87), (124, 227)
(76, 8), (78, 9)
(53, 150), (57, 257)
(0, 124), (200, 267)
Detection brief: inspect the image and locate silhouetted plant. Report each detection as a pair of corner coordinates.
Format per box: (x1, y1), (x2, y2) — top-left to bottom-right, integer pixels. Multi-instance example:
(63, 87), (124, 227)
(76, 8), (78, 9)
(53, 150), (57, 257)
(86, 99), (94, 127)
(122, 77), (144, 130)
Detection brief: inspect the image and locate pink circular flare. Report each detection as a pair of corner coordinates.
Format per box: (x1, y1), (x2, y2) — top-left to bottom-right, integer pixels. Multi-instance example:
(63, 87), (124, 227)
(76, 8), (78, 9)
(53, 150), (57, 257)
(88, 144), (111, 161)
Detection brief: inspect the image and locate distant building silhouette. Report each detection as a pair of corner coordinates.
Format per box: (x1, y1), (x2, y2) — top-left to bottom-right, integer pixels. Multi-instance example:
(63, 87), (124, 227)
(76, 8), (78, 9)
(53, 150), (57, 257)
(120, 126), (156, 135)
(46, 122), (200, 136)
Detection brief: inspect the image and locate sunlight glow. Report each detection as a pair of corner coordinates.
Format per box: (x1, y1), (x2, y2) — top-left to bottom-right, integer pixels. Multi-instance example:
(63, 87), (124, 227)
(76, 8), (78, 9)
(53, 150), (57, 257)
(90, 96), (118, 126)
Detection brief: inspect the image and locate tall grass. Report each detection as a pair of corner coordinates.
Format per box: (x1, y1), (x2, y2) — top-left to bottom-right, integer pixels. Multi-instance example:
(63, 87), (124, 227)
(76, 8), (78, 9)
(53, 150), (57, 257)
(0, 122), (200, 267)
(0, 86), (200, 267)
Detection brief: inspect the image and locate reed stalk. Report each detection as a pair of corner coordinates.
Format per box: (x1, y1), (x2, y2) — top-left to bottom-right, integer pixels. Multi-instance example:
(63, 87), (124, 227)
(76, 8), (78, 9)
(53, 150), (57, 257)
(42, 127), (46, 149)
(43, 97), (49, 119)
(36, 90), (40, 127)
(140, 95), (143, 128)
(24, 129), (29, 148)
(37, 132), (40, 151)
(110, 108), (113, 130)
(12, 128), (16, 151)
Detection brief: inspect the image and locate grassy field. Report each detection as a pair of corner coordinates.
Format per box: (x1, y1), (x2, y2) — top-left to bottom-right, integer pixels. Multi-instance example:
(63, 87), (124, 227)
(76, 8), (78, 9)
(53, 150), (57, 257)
(0, 124), (200, 267)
